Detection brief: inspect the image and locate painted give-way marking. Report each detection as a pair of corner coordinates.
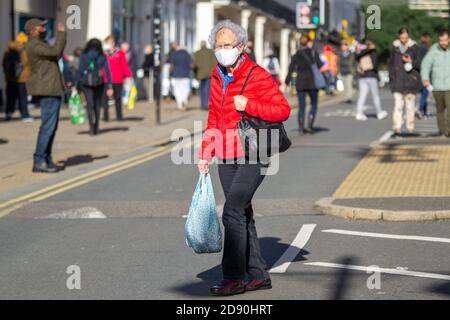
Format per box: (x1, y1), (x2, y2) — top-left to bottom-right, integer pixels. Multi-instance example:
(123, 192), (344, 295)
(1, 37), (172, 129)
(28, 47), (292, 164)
(305, 262), (450, 281)
(38, 207), (107, 219)
(270, 224), (316, 274)
(322, 229), (450, 244)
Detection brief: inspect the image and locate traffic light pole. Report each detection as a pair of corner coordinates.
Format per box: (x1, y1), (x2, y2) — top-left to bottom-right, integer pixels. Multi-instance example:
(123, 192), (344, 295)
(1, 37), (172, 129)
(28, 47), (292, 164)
(153, 0), (162, 125)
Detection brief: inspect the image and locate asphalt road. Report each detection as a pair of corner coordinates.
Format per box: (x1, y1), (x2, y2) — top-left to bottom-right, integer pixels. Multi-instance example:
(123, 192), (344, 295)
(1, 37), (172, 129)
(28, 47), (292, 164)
(1, 90), (449, 300)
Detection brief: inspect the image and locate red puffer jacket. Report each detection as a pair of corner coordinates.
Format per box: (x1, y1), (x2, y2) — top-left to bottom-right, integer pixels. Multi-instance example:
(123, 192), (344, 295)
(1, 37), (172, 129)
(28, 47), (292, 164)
(201, 55), (291, 161)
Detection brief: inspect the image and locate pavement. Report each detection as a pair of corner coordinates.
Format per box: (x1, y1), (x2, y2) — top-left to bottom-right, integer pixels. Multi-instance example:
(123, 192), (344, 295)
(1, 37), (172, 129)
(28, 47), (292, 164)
(314, 109), (450, 221)
(1, 89), (449, 300)
(0, 97), (210, 196)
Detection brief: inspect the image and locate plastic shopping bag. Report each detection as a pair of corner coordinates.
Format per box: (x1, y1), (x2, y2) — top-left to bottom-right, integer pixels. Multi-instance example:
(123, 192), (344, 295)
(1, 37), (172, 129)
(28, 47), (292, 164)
(127, 85), (138, 110)
(68, 90), (87, 125)
(185, 174), (222, 254)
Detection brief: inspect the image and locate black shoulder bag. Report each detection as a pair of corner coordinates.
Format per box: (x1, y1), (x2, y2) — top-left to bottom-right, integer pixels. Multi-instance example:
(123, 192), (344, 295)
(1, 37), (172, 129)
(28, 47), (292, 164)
(237, 66), (292, 162)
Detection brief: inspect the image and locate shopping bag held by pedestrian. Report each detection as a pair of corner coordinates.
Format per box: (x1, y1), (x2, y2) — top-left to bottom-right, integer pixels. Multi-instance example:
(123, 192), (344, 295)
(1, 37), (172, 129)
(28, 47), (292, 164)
(68, 89), (87, 125)
(300, 50), (326, 89)
(237, 66), (292, 161)
(185, 174), (222, 254)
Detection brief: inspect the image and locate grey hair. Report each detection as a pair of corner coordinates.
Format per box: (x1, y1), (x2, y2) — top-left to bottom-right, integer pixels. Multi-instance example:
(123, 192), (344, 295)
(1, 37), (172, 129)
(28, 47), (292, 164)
(208, 20), (248, 49)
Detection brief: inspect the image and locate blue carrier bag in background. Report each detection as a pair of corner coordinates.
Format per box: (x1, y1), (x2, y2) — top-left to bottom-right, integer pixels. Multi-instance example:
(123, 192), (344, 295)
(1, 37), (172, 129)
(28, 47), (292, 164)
(185, 174), (222, 254)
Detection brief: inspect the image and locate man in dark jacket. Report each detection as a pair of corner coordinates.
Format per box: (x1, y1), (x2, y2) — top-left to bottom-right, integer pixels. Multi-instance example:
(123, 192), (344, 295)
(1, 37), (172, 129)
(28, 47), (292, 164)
(25, 19), (67, 173)
(388, 27), (422, 135)
(285, 35), (323, 134)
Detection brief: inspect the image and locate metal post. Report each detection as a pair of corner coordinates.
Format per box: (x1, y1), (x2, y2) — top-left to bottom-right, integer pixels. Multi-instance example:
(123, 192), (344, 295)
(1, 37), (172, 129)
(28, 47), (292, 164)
(148, 69), (154, 104)
(153, 0), (162, 125)
(10, 0), (15, 41)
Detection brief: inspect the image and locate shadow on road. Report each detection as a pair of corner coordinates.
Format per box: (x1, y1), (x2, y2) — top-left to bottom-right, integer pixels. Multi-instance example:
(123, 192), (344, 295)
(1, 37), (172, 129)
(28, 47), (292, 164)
(78, 127), (129, 135)
(0, 138), (8, 145)
(168, 237), (310, 297)
(427, 281), (450, 298)
(57, 154), (109, 169)
(328, 256), (359, 300)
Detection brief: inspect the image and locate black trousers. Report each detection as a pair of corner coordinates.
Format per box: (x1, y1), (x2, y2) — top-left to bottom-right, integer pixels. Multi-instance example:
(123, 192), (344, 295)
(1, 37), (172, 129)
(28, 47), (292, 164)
(6, 81), (30, 118)
(218, 162), (269, 281)
(103, 83), (123, 121)
(81, 85), (104, 135)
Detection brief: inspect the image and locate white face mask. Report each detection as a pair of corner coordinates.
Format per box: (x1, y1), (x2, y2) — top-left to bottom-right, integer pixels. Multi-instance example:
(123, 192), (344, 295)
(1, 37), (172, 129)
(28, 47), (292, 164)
(103, 44), (112, 53)
(215, 47), (240, 67)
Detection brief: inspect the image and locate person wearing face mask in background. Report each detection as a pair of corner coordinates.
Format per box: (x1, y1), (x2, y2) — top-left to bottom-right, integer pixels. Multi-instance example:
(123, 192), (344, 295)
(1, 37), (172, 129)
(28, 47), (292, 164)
(198, 20), (291, 297)
(389, 27), (422, 136)
(25, 19), (67, 173)
(102, 35), (132, 122)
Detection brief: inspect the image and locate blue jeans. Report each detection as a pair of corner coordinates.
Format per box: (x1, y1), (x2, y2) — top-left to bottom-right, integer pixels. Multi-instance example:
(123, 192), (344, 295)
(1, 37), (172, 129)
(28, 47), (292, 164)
(199, 78), (211, 109)
(419, 87), (429, 115)
(297, 90), (319, 125)
(34, 97), (61, 165)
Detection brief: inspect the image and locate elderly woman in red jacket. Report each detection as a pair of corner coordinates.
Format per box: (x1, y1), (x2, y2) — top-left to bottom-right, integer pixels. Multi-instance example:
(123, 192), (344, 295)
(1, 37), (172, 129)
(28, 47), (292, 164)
(198, 20), (291, 296)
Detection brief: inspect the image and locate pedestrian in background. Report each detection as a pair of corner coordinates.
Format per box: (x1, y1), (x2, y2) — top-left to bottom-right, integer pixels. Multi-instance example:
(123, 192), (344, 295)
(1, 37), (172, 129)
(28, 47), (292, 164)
(338, 41), (355, 103)
(76, 39), (114, 136)
(198, 20), (291, 297)
(263, 49), (281, 87)
(389, 27), (422, 136)
(193, 40), (217, 110)
(103, 35), (132, 121)
(421, 29), (450, 137)
(245, 41), (256, 61)
(121, 42), (138, 78)
(320, 45), (338, 95)
(141, 44), (154, 101)
(168, 42), (193, 111)
(417, 32), (433, 119)
(285, 35), (323, 135)
(2, 32), (33, 122)
(355, 38), (388, 121)
(25, 19), (66, 173)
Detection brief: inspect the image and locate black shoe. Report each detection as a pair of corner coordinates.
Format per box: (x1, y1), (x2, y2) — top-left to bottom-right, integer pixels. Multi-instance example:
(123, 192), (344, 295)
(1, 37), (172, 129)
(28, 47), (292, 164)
(33, 162), (59, 173)
(47, 160), (63, 171)
(307, 115), (316, 134)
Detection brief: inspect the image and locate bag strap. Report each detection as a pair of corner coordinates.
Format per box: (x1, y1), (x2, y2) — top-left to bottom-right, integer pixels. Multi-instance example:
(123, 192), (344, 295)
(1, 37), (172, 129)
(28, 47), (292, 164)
(239, 66), (257, 118)
(239, 66), (257, 95)
(299, 49), (314, 66)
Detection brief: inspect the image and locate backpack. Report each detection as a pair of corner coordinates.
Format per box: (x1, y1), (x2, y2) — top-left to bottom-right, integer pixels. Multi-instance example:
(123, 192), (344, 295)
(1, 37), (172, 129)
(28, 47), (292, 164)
(4, 49), (23, 81)
(80, 59), (104, 87)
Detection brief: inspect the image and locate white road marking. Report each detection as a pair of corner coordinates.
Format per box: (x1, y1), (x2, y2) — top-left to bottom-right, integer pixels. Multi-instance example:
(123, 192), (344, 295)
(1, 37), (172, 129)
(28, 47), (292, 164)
(305, 262), (450, 281)
(378, 130), (394, 143)
(270, 224), (316, 274)
(322, 229), (450, 244)
(39, 207), (107, 219)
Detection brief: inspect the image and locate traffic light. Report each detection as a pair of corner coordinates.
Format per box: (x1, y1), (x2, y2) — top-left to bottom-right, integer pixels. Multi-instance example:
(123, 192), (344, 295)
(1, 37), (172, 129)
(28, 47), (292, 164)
(296, 0), (316, 29)
(312, 6), (320, 25)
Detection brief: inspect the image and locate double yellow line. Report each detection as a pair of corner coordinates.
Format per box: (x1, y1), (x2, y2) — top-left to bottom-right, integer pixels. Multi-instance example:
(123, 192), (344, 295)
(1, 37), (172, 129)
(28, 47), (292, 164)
(0, 145), (175, 218)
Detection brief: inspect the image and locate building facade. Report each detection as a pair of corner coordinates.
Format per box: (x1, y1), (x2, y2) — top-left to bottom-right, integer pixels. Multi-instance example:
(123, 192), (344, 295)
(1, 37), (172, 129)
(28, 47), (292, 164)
(1, 0), (299, 92)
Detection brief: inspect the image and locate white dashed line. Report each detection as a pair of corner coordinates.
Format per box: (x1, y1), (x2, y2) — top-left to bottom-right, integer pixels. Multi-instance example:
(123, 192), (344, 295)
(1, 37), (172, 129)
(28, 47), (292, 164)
(305, 262), (450, 281)
(38, 207), (107, 219)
